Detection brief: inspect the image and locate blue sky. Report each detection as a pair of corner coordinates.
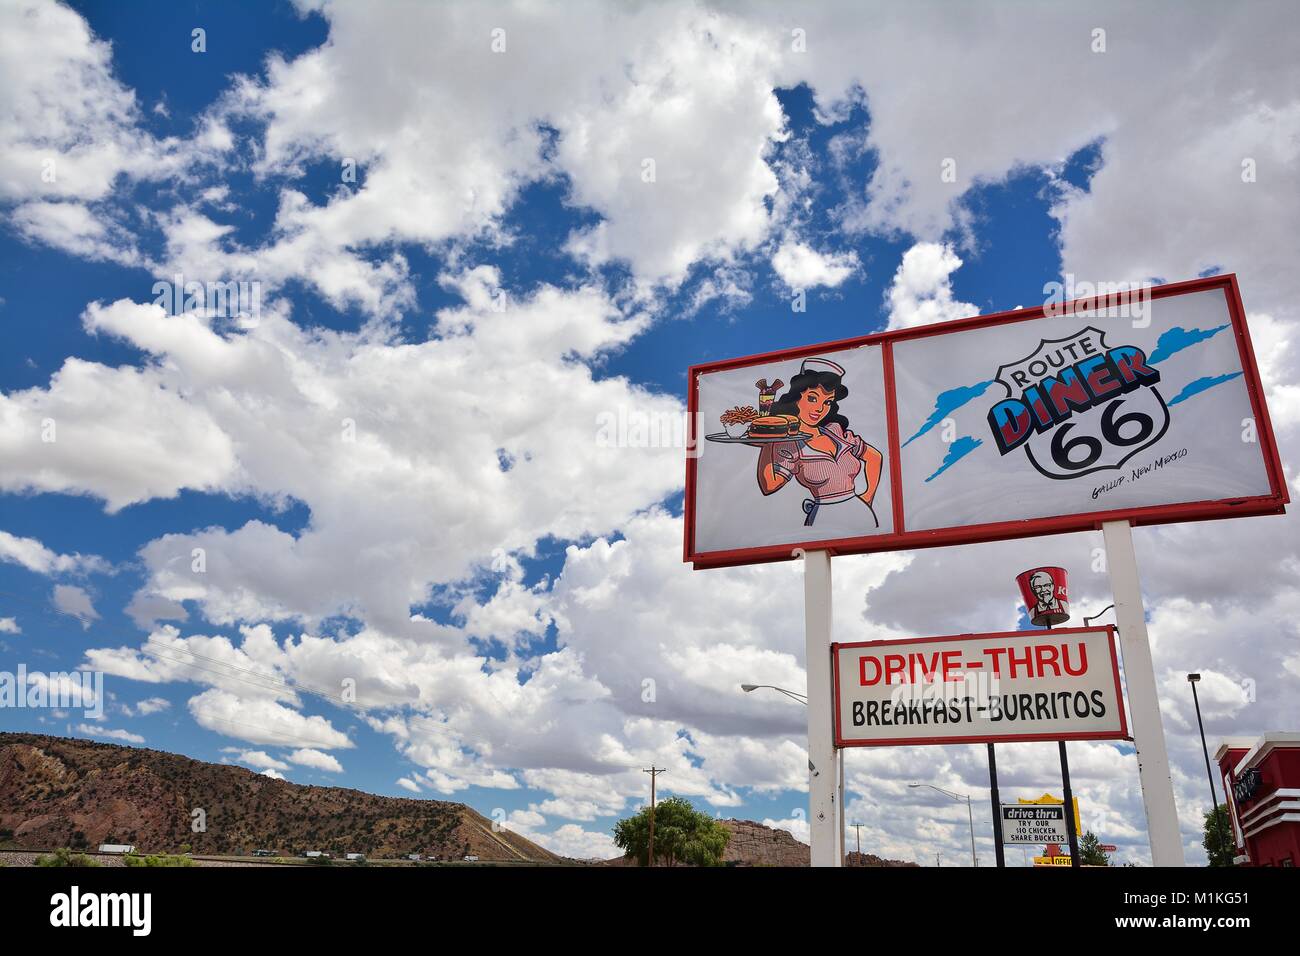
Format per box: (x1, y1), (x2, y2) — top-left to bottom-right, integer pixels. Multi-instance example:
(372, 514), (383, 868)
(2, 0), (1298, 865)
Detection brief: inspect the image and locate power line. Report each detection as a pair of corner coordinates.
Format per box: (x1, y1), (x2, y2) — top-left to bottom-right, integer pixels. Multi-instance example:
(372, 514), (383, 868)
(0, 585), (659, 772)
(140, 642), (348, 706)
(192, 713), (353, 752)
(1, 585), (361, 706)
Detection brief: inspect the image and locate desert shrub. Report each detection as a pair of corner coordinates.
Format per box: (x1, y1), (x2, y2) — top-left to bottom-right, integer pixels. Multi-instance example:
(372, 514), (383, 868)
(124, 853), (194, 867)
(36, 847), (99, 867)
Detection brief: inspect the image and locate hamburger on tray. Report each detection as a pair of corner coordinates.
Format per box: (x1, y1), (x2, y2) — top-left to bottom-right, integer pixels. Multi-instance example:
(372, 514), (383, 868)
(745, 415), (802, 439)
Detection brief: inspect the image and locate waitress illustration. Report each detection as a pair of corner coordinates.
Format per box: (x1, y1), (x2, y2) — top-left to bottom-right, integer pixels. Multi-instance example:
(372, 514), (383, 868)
(755, 357), (884, 526)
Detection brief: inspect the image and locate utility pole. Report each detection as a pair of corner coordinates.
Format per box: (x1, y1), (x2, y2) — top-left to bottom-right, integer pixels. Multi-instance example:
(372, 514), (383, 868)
(849, 822), (864, 866)
(643, 766), (667, 867)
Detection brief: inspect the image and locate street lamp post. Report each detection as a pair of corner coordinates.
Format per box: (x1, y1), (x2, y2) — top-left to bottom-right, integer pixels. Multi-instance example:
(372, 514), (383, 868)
(1187, 673), (1223, 856)
(910, 782), (977, 867)
(740, 683), (807, 705)
(1082, 604), (1115, 627)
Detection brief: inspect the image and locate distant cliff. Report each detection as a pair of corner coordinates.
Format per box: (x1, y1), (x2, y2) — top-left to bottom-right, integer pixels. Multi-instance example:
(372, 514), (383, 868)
(721, 819), (918, 867)
(0, 732), (562, 862)
(601, 817), (917, 866)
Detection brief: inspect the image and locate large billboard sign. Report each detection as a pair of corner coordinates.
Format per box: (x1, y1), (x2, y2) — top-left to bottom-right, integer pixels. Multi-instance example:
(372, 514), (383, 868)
(831, 627), (1127, 747)
(684, 274), (1286, 568)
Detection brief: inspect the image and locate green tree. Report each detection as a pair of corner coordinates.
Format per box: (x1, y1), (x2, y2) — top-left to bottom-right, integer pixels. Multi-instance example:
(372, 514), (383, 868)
(1078, 830), (1110, 866)
(1203, 804), (1235, 867)
(613, 797), (730, 867)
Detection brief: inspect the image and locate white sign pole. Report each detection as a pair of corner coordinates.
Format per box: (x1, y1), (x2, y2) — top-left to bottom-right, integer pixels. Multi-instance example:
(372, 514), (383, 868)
(804, 548), (840, 867)
(1102, 519), (1186, 866)
(838, 748), (846, 865)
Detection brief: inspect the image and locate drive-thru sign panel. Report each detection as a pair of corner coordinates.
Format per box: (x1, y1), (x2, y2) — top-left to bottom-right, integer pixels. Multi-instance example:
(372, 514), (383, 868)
(833, 626), (1127, 747)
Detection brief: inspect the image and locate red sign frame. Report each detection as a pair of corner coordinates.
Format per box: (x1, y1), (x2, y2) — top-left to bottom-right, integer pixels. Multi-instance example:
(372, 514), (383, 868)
(684, 274), (1288, 569)
(831, 625), (1129, 748)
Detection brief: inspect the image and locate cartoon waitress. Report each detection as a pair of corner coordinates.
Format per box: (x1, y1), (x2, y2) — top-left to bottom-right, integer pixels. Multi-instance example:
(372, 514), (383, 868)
(755, 357), (884, 527)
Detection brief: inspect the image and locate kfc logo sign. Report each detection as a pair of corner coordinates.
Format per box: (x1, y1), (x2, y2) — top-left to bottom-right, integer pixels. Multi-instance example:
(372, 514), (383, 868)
(986, 327), (1170, 480)
(1016, 566), (1070, 626)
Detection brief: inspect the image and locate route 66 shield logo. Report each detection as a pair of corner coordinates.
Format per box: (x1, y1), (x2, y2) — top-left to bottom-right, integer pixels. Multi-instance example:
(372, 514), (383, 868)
(988, 326), (1170, 481)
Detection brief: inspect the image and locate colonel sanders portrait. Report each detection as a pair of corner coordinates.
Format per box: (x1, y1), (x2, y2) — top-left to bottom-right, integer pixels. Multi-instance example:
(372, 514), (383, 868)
(1028, 570), (1065, 622)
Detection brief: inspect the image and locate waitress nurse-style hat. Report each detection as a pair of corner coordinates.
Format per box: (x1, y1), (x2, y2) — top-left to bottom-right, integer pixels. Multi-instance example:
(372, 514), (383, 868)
(800, 357), (845, 377)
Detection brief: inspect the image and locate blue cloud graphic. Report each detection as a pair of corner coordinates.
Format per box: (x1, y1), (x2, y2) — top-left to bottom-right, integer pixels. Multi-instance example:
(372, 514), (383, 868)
(1167, 371), (1243, 406)
(1148, 324), (1229, 365)
(925, 436), (983, 482)
(903, 380), (995, 447)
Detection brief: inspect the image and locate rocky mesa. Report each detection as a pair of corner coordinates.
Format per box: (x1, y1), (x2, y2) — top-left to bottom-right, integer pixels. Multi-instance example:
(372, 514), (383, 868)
(720, 819), (918, 867)
(0, 732), (563, 863)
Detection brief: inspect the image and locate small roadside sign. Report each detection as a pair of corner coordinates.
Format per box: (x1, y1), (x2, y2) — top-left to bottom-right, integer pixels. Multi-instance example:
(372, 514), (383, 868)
(1002, 804), (1070, 845)
(1017, 793), (1081, 832)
